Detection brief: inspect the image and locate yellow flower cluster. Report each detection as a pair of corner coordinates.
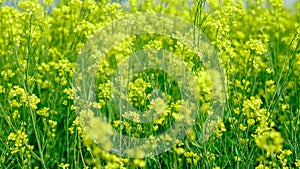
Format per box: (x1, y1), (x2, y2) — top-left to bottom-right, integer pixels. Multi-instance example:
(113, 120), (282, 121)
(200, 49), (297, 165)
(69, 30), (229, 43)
(7, 126), (34, 163)
(8, 86), (40, 110)
(254, 130), (284, 153)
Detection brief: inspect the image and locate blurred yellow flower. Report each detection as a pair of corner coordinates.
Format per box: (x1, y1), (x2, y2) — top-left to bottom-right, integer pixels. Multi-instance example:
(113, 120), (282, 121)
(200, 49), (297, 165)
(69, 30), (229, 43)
(254, 130), (284, 153)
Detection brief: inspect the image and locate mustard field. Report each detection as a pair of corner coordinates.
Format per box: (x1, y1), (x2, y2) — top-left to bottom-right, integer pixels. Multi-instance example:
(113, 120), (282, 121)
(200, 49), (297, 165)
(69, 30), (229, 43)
(0, 0), (299, 168)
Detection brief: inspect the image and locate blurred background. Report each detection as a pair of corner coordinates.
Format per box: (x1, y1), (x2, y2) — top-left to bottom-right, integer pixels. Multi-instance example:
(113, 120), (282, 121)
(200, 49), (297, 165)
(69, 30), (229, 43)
(1, 0), (298, 10)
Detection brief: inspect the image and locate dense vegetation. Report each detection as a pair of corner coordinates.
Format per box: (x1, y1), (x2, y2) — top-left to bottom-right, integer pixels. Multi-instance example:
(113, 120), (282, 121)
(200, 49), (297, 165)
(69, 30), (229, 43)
(0, 0), (299, 168)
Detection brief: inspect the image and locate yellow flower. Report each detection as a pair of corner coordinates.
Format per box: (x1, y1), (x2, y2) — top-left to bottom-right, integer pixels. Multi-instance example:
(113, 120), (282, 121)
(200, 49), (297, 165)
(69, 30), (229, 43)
(234, 156), (241, 162)
(59, 163), (70, 169)
(254, 130), (284, 153)
(10, 99), (21, 108)
(27, 94), (40, 110)
(215, 120), (227, 138)
(255, 163), (270, 169)
(0, 85), (5, 93)
(153, 125), (159, 131)
(266, 68), (273, 74)
(133, 159), (146, 168)
(174, 147), (185, 155)
(239, 124), (247, 131)
(247, 118), (256, 126)
(295, 159), (300, 168)
(36, 107), (50, 117)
